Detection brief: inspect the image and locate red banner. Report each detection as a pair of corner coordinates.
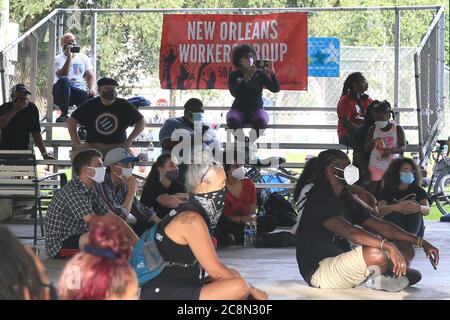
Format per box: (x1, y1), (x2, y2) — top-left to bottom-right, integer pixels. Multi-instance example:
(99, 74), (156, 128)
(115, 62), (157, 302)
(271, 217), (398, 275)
(159, 13), (308, 90)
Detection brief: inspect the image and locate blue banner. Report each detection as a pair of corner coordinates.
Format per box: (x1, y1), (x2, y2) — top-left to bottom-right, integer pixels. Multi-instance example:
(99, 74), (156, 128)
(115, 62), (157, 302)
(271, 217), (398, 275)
(308, 37), (340, 77)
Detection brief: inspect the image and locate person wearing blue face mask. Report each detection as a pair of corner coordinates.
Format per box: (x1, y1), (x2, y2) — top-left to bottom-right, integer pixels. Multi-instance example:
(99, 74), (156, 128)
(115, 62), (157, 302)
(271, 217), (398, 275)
(378, 158), (430, 237)
(141, 154), (188, 219)
(159, 98), (221, 156)
(93, 148), (160, 237)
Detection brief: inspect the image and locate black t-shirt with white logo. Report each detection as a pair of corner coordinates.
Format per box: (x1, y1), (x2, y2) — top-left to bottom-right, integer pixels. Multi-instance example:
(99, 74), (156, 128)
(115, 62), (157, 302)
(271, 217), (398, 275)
(379, 184), (428, 205)
(71, 97), (143, 144)
(0, 102), (41, 150)
(296, 183), (371, 286)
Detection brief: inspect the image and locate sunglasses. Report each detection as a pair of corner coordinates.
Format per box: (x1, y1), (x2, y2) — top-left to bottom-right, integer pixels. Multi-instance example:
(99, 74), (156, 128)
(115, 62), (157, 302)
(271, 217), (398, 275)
(200, 161), (218, 183)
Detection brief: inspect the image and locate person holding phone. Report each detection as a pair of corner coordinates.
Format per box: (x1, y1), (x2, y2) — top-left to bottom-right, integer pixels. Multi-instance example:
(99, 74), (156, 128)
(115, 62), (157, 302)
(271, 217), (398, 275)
(227, 44), (280, 141)
(53, 33), (96, 122)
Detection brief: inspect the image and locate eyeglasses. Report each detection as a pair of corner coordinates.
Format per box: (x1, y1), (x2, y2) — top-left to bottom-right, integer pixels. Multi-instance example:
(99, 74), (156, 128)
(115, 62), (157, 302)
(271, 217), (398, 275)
(200, 161), (218, 183)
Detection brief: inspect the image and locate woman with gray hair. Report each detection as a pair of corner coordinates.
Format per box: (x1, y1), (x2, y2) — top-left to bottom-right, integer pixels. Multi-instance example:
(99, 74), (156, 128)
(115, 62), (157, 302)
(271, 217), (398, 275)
(140, 153), (268, 300)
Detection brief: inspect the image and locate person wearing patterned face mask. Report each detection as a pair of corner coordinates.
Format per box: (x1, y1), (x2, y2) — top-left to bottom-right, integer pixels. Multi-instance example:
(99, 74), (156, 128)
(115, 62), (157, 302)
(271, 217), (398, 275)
(92, 148), (160, 237)
(140, 153), (268, 301)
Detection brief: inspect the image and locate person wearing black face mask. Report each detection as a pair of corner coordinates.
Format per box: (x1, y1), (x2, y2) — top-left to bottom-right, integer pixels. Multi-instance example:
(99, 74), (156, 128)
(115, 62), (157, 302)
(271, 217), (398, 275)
(0, 84), (55, 159)
(141, 154), (188, 219)
(68, 77), (146, 159)
(140, 154), (268, 300)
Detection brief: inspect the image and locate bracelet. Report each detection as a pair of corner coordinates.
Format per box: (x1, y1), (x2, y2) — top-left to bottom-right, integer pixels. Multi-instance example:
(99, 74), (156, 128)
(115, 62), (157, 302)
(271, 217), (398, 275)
(380, 239), (387, 251)
(417, 237), (424, 248)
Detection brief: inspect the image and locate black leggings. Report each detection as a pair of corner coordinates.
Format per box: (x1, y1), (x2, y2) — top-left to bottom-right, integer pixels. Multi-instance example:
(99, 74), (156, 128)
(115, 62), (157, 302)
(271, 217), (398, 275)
(384, 212), (424, 236)
(215, 215), (276, 246)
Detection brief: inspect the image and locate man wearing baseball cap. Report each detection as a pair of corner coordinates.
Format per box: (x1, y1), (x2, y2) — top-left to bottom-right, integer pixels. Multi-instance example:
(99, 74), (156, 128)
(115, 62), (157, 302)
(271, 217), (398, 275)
(92, 147), (160, 236)
(68, 77), (145, 159)
(0, 84), (55, 159)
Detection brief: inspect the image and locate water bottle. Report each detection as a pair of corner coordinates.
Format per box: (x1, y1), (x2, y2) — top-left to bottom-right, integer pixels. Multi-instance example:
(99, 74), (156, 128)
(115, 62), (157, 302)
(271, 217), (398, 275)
(244, 224), (256, 247)
(147, 131), (154, 161)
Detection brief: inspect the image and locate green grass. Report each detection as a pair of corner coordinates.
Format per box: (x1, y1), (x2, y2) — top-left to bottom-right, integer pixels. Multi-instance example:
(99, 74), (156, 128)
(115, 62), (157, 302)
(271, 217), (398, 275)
(426, 204), (445, 222)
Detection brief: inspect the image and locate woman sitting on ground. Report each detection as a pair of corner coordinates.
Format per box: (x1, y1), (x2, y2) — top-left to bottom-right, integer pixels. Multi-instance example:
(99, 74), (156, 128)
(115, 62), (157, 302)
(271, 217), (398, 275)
(377, 158), (429, 237)
(140, 154), (268, 300)
(140, 154), (189, 219)
(0, 226), (56, 300)
(215, 160), (276, 246)
(58, 215), (139, 300)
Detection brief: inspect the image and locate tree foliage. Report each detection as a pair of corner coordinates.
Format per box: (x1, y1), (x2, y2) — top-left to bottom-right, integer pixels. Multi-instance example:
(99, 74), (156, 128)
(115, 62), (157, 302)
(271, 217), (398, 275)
(8, 0), (449, 96)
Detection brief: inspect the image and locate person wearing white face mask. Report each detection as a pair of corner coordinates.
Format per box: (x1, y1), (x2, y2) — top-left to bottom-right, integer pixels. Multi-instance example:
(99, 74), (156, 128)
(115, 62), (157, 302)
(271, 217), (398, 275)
(45, 149), (139, 259)
(93, 148), (161, 237)
(296, 149), (439, 292)
(365, 100), (406, 196)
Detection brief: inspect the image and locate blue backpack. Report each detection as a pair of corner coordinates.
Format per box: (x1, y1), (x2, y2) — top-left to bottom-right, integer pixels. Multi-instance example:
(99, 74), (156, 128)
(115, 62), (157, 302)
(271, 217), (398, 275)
(131, 220), (198, 287)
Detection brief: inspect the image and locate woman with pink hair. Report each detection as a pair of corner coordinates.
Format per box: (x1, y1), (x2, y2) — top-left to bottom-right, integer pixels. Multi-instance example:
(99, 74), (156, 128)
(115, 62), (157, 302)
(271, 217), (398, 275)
(58, 215), (139, 300)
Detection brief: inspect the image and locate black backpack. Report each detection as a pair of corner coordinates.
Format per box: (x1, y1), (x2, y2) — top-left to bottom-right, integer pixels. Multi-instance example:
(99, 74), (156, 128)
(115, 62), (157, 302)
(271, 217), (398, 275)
(263, 192), (297, 227)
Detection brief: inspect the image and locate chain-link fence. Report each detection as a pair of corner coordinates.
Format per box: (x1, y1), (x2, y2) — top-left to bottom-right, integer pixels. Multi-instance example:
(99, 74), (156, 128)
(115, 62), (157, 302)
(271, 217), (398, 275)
(414, 6), (446, 166)
(0, 6), (447, 164)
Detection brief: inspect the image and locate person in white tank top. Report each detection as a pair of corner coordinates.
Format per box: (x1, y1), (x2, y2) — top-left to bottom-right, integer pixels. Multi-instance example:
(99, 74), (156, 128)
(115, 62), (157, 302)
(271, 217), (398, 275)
(364, 100), (406, 196)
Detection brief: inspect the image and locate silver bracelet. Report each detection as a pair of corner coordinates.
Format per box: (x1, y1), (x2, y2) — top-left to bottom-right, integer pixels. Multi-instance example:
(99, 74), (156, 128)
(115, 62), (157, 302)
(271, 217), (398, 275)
(380, 239), (387, 251)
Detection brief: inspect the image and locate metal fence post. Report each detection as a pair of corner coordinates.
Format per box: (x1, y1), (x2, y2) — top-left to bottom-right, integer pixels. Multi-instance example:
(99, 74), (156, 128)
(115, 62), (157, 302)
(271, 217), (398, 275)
(47, 19), (56, 129)
(393, 8), (401, 124)
(414, 53), (424, 165)
(90, 10), (97, 77)
(29, 33), (38, 102)
(0, 51), (6, 103)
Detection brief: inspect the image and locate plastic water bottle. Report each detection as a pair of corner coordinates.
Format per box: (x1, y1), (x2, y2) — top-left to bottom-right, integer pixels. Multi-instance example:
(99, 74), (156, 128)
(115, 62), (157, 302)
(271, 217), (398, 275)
(244, 224), (256, 247)
(147, 131), (154, 161)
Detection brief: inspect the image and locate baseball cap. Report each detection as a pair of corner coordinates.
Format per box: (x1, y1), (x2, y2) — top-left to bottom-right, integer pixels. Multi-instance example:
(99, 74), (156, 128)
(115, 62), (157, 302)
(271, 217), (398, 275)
(103, 148), (139, 166)
(11, 84), (31, 95)
(97, 77), (119, 87)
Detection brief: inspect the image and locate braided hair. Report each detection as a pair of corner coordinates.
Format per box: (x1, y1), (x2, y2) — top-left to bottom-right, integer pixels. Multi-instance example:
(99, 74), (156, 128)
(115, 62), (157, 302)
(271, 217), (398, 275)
(309, 149), (359, 215)
(0, 226), (45, 300)
(293, 157), (318, 202)
(341, 72), (365, 97)
(371, 99), (395, 121)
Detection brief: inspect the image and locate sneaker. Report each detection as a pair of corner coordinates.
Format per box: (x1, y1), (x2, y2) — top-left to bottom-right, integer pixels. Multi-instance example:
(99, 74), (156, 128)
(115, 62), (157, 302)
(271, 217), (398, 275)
(405, 268), (422, 286)
(367, 273), (409, 292)
(56, 114), (68, 123)
(440, 213), (450, 222)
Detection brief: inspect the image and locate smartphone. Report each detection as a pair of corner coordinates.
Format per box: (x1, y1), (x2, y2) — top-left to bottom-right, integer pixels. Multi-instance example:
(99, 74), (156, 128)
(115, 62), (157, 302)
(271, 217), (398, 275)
(70, 46), (81, 53)
(429, 253), (438, 270)
(255, 59), (270, 69)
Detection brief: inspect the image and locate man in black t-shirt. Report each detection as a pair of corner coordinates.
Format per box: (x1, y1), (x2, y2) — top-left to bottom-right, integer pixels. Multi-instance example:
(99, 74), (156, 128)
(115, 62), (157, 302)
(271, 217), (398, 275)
(68, 77), (145, 158)
(296, 149), (439, 292)
(0, 84), (54, 159)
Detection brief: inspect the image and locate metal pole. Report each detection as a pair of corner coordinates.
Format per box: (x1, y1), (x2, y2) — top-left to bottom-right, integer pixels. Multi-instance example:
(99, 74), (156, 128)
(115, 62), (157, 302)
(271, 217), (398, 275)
(30, 33), (38, 102)
(0, 52), (6, 103)
(90, 11), (97, 77)
(393, 8), (400, 124)
(414, 53), (424, 166)
(47, 19), (56, 129)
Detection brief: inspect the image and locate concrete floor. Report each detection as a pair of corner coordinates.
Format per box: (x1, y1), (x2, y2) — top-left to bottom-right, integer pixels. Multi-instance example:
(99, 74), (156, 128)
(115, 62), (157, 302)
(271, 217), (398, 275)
(4, 221), (450, 300)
